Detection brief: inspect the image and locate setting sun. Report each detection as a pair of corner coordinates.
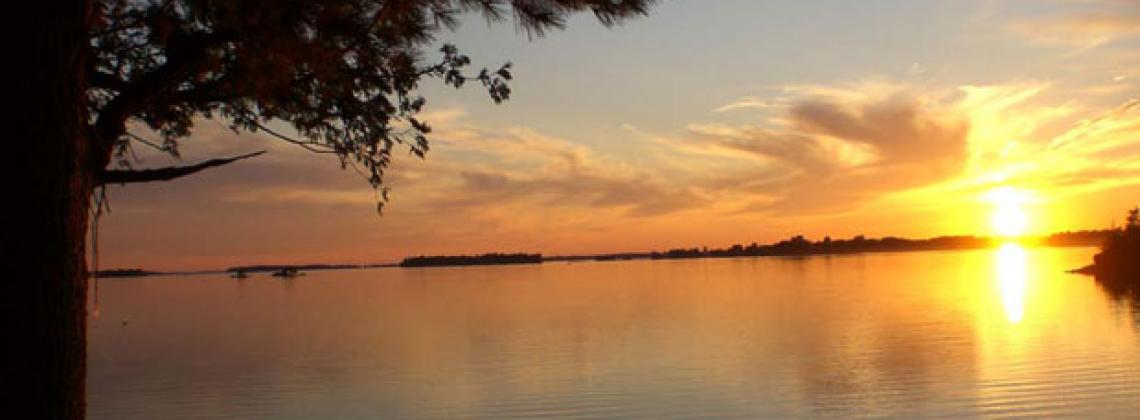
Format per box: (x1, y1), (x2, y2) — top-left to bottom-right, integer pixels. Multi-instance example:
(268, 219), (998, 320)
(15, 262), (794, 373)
(986, 187), (1032, 238)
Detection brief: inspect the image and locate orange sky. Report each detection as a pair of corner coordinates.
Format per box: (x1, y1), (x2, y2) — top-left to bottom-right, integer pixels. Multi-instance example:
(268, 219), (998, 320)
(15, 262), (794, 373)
(99, 0), (1140, 270)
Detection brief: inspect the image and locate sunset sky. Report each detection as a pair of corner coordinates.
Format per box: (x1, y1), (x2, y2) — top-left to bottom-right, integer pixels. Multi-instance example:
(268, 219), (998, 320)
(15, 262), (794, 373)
(101, 0), (1140, 270)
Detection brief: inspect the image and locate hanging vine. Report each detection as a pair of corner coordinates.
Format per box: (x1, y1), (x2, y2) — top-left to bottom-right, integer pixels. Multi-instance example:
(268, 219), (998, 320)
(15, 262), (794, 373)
(90, 185), (110, 318)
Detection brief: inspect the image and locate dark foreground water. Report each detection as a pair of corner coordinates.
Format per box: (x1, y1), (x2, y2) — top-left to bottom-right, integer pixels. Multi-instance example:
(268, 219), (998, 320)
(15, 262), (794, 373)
(88, 246), (1140, 418)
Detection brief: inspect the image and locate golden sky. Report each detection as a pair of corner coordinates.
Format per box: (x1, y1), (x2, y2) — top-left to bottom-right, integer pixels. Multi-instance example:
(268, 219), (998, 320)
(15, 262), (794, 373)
(101, 0), (1140, 270)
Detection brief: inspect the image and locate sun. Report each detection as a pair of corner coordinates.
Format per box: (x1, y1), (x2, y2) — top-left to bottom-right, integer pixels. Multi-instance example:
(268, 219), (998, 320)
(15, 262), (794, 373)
(985, 187), (1031, 238)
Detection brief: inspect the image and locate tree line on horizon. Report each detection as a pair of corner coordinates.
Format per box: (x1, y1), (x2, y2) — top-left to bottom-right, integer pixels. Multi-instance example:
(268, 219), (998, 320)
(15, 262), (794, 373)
(649, 230), (1114, 260)
(400, 253), (543, 267)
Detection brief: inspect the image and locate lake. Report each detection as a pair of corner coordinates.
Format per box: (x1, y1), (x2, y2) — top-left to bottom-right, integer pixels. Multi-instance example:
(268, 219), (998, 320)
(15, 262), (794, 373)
(88, 246), (1140, 418)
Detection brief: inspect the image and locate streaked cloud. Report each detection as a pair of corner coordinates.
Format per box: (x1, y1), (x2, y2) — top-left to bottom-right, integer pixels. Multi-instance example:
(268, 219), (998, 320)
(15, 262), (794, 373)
(688, 82), (969, 214)
(1007, 0), (1140, 50)
(712, 96), (783, 113)
(405, 122), (708, 218)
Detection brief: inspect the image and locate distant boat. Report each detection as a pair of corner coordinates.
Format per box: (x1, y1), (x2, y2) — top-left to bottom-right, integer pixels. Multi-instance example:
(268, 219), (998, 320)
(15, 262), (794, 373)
(230, 271), (249, 279)
(270, 268), (303, 278)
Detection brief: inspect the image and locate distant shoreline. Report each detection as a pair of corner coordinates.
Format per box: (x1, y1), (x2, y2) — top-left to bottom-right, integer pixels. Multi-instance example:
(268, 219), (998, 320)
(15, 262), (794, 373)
(643, 231), (1103, 261)
(399, 253), (542, 268)
(225, 263), (397, 273)
(1070, 210), (1139, 281)
(101, 229), (1110, 277)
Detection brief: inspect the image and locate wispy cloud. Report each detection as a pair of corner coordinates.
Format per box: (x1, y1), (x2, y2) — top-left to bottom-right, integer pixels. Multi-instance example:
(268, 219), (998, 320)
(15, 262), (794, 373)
(712, 96), (783, 113)
(410, 122), (707, 218)
(687, 82), (970, 214)
(691, 78), (1140, 220)
(1006, 0), (1140, 51)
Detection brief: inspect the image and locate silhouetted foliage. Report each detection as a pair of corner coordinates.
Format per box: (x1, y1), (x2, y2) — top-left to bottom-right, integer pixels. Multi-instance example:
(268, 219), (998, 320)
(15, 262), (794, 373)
(6, 3), (656, 417)
(400, 252), (541, 267)
(1042, 229), (1116, 247)
(1082, 207), (1140, 283)
(89, 0), (654, 210)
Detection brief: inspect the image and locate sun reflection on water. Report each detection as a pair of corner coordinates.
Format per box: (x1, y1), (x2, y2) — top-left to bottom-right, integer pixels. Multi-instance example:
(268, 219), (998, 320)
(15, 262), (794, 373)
(996, 243), (1029, 324)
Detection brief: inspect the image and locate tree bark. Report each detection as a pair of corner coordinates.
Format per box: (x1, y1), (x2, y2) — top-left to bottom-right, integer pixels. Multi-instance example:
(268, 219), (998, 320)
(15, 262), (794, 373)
(2, 1), (93, 418)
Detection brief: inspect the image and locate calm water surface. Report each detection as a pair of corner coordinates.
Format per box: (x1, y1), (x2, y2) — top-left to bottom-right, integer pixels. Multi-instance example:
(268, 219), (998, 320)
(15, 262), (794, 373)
(88, 246), (1140, 418)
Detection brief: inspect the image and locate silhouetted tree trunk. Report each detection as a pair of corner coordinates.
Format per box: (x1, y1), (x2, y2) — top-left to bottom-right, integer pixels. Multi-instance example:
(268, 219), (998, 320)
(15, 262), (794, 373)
(2, 2), (93, 418)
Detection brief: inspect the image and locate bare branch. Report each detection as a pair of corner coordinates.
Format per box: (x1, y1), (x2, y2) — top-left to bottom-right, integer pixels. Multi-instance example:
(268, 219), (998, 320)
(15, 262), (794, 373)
(99, 150), (265, 185)
(251, 122), (339, 154)
(125, 132), (168, 153)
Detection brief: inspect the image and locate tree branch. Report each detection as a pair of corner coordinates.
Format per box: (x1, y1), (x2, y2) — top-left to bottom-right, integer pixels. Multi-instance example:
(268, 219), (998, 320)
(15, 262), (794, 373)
(125, 132), (171, 154)
(88, 68), (129, 92)
(99, 150), (265, 185)
(251, 121), (339, 154)
(91, 30), (234, 164)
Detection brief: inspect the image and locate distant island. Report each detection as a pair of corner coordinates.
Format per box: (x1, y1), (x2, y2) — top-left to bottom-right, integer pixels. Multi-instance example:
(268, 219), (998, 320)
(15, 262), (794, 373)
(400, 253), (542, 268)
(645, 230), (1111, 260)
(1074, 208), (1140, 282)
(648, 235), (988, 259)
